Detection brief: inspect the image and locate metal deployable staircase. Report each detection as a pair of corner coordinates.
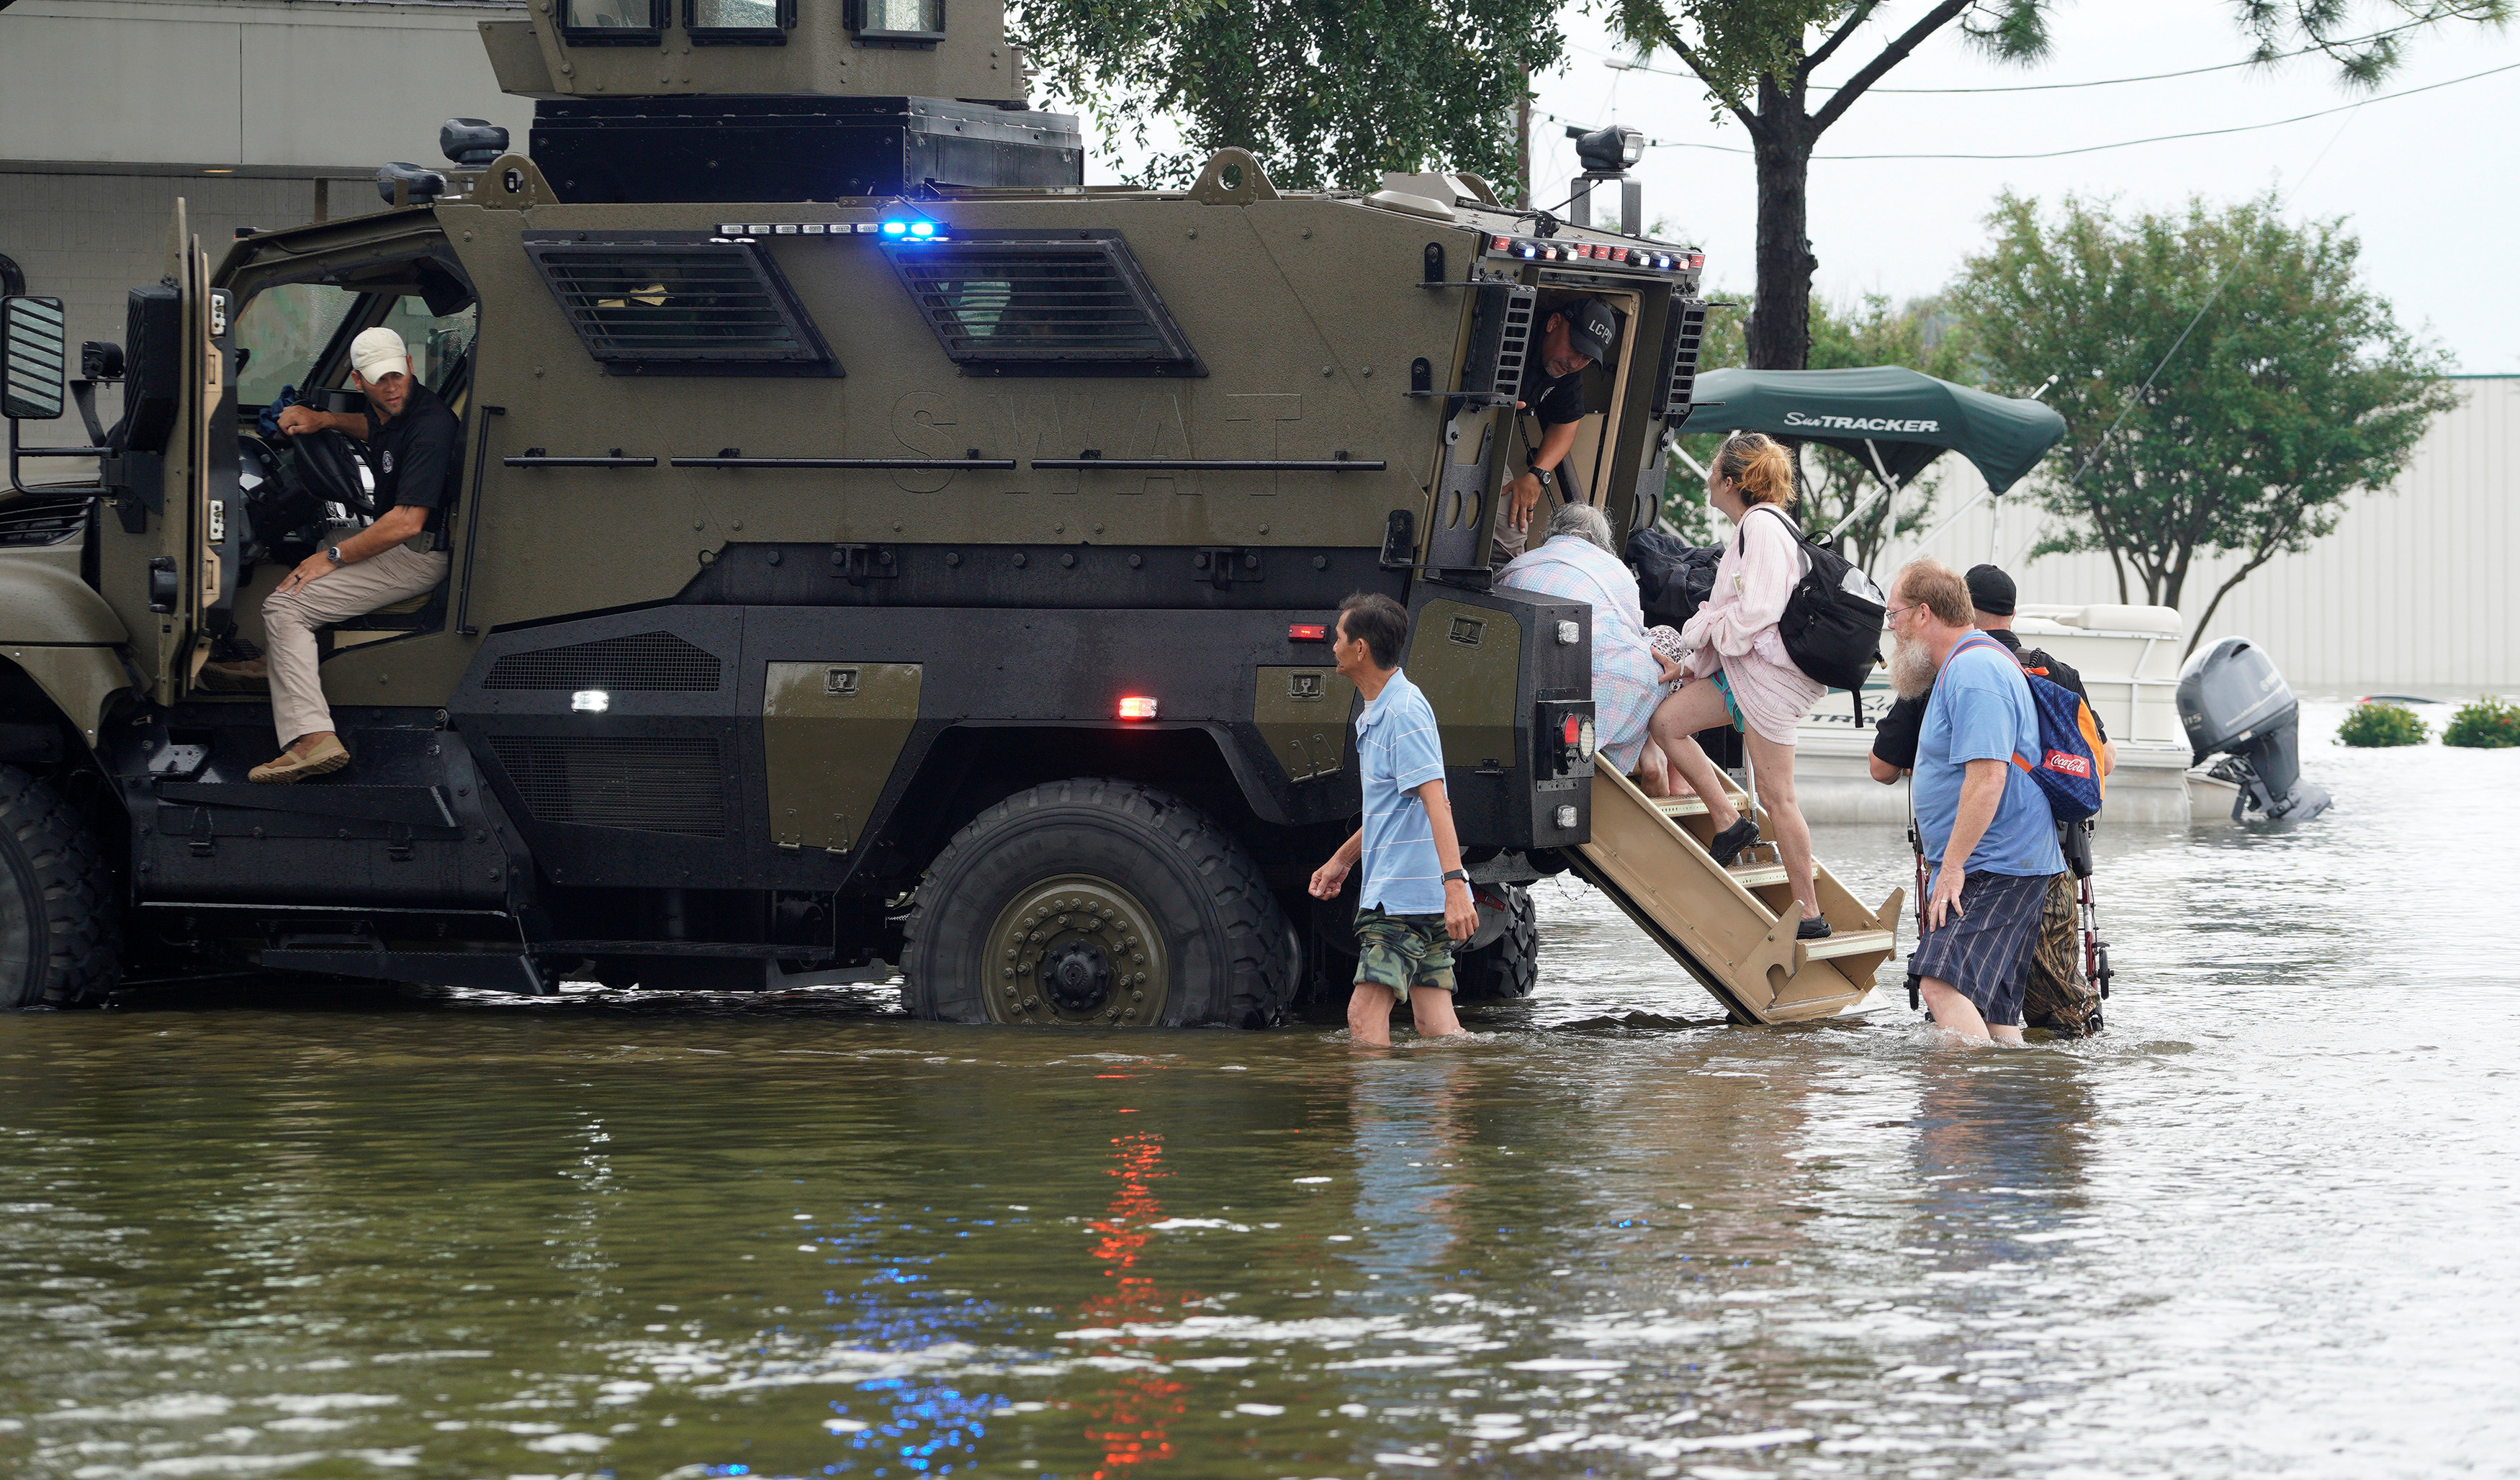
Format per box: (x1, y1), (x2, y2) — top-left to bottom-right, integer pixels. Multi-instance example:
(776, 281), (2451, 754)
(1570, 767), (1904, 1024)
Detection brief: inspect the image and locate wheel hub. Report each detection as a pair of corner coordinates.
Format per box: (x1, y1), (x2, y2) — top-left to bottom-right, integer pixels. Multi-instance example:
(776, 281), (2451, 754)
(1040, 938), (1114, 1012)
(980, 875), (1169, 1026)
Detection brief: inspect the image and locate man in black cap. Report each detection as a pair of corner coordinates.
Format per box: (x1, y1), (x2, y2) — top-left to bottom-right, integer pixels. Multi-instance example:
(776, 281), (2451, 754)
(1494, 297), (1619, 562)
(1870, 563), (2112, 1034)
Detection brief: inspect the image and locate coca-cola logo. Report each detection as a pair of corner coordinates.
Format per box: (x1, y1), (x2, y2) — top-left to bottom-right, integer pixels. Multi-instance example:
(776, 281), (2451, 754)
(2040, 750), (2092, 779)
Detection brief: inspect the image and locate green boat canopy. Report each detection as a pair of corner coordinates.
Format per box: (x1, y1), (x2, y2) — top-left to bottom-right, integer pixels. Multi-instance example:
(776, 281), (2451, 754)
(1680, 366), (2066, 494)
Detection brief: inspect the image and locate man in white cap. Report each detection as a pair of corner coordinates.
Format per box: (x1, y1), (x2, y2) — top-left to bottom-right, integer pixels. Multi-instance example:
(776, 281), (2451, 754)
(213, 325), (462, 781)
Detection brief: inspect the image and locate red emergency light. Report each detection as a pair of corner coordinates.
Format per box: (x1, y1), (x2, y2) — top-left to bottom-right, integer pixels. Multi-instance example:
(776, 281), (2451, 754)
(1117, 695), (1160, 721)
(1287, 623), (1328, 642)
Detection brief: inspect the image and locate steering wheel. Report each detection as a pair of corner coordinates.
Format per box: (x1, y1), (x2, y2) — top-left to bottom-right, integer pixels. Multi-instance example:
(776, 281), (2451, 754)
(283, 426), (377, 519)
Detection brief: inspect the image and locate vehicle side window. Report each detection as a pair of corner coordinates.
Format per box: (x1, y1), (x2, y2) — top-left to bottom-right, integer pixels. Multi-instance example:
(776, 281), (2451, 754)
(562, 0), (667, 44)
(233, 289), (476, 409)
(883, 230), (1205, 377)
(688, 0), (793, 42)
(524, 235), (837, 376)
(233, 284), (356, 408)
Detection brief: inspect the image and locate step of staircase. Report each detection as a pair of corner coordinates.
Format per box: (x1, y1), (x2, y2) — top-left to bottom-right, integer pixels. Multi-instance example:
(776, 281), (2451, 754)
(1802, 928), (1894, 962)
(1651, 794), (1711, 818)
(1728, 862), (1788, 888)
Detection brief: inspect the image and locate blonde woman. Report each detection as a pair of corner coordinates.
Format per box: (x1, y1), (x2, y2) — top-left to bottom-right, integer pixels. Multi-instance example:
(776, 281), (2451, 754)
(1646, 432), (1830, 939)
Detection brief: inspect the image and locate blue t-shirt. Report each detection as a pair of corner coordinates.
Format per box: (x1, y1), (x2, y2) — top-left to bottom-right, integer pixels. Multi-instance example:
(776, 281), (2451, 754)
(1914, 639), (2066, 884)
(1354, 669), (1449, 915)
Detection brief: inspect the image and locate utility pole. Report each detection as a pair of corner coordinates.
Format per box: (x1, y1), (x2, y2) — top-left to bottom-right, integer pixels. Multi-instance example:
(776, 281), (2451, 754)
(1516, 73), (1531, 208)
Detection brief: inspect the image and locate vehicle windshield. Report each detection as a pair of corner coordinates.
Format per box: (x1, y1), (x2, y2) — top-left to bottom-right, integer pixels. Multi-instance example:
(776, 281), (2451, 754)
(234, 284), (477, 410)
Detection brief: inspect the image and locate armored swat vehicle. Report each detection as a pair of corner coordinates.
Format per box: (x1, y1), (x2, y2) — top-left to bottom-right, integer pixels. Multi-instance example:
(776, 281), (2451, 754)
(0, 0), (1902, 1025)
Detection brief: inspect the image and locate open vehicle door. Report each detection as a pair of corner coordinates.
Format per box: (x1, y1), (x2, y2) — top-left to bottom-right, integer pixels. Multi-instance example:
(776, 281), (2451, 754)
(114, 199), (243, 703)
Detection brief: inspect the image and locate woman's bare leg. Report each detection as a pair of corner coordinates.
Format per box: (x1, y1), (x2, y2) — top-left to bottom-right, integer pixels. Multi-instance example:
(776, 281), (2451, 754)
(1634, 742), (1673, 797)
(1646, 684), (1742, 831)
(1742, 728), (1819, 924)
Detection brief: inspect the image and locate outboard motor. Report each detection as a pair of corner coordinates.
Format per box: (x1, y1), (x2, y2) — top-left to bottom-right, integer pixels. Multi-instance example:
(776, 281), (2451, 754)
(2177, 637), (2332, 821)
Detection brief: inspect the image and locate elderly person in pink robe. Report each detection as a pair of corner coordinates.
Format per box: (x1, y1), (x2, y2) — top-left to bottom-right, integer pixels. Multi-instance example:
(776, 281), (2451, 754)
(1646, 432), (1830, 939)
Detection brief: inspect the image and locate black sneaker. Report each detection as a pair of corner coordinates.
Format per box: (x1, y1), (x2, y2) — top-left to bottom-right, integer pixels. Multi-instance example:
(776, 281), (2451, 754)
(1707, 818), (1758, 867)
(1796, 916), (1832, 941)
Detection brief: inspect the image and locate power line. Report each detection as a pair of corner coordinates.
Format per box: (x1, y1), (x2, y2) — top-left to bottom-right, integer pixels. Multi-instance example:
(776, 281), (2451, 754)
(1590, 17), (2448, 94)
(1539, 58), (2519, 161)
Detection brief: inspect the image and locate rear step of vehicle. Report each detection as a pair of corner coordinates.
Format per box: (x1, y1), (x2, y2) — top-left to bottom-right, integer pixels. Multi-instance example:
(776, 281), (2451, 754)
(1569, 769), (1903, 1024)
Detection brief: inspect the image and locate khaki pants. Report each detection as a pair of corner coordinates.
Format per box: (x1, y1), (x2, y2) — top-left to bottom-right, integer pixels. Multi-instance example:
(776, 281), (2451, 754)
(261, 541), (448, 745)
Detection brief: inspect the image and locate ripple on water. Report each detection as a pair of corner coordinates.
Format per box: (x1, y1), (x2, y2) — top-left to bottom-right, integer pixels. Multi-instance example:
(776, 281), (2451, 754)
(3, 703), (2519, 1476)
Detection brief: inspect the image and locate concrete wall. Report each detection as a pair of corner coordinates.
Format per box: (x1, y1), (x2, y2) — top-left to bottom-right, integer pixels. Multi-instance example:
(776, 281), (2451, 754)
(1860, 375), (2518, 695)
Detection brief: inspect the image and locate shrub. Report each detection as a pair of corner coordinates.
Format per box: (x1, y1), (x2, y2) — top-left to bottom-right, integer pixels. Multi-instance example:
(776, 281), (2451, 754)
(2337, 702), (2428, 747)
(2443, 695), (2520, 749)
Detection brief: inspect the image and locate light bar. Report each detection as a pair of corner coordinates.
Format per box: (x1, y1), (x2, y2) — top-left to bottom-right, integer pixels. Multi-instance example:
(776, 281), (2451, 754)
(1117, 695), (1161, 721)
(1479, 235), (1703, 274)
(1288, 623), (1328, 642)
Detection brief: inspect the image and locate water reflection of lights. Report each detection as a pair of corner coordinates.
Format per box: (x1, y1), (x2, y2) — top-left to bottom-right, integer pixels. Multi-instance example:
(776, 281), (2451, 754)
(1072, 1131), (1193, 1478)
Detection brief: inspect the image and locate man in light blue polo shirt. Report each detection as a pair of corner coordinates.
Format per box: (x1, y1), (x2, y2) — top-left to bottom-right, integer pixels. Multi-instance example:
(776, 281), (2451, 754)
(1890, 557), (2066, 1046)
(1306, 593), (1480, 1046)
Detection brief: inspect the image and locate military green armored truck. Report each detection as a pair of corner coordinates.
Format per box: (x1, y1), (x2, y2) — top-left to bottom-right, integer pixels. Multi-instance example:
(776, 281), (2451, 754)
(0, 0), (1711, 1025)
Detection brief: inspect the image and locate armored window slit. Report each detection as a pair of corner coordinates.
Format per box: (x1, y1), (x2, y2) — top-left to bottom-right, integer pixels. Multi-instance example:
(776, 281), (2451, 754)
(882, 230), (1204, 377)
(523, 234), (836, 376)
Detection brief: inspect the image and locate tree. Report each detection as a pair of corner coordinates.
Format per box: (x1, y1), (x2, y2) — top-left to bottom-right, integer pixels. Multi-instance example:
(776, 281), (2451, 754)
(1665, 289), (1974, 569)
(1010, 0), (1565, 193)
(1952, 191), (2458, 649)
(1604, 1), (2508, 371)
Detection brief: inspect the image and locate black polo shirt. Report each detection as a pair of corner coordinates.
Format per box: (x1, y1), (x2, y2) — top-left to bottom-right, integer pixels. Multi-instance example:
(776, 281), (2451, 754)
(1871, 626), (2107, 771)
(1516, 353), (1588, 428)
(362, 379), (463, 546)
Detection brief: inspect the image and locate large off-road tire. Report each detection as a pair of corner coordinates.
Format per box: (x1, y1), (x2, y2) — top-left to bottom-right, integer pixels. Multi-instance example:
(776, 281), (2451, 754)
(1452, 882), (1539, 1004)
(901, 779), (1295, 1029)
(0, 764), (120, 1009)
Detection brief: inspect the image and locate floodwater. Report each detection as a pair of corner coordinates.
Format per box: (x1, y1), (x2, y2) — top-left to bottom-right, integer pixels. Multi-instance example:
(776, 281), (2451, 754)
(5, 700), (2517, 1479)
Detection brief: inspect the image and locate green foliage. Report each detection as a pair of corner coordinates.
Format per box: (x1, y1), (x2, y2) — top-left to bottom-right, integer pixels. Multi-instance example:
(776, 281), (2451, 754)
(2442, 695), (2520, 749)
(1950, 191), (2459, 648)
(1009, 0), (1564, 192)
(2336, 701), (2428, 747)
(1660, 289), (1973, 566)
(1601, 2), (2502, 368)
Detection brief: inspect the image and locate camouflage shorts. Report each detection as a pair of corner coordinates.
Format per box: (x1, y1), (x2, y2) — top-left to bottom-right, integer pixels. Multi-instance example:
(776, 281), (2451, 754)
(1352, 906), (1457, 1003)
(2023, 870), (2104, 1037)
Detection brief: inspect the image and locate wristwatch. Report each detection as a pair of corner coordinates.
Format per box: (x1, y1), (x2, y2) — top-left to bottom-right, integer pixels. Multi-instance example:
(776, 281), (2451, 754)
(1441, 869), (1469, 885)
(1526, 462), (1555, 489)
(325, 545), (344, 564)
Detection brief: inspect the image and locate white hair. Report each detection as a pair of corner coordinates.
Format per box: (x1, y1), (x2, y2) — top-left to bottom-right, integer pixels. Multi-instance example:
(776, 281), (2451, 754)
(1546, 501), (1616, 554)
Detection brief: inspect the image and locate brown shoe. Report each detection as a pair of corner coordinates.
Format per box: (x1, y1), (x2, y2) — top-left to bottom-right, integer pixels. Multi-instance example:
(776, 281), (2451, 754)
(248, 732), (349, 783)
(198, 657), (269, 693)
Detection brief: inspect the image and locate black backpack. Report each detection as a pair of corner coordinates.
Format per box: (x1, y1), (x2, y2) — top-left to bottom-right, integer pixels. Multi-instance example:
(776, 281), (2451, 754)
(1625, 527), (1724, 631)
(1737, 505), (1886, 692)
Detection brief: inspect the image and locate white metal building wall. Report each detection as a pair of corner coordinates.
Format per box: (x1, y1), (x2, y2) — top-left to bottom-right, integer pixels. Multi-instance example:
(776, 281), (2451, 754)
(1862, 376), (2517, 694)
(0, 0), (528, 423)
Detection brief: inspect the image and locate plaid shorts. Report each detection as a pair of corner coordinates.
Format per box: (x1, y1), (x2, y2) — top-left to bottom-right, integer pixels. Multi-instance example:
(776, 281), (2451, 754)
(1352, 906), (1457, 1003)
(1912, 870), (2053, 1029)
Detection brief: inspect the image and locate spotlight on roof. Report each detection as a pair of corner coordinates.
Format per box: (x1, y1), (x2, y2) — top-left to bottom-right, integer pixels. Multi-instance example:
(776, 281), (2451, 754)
(1568, 123), (1644, 176)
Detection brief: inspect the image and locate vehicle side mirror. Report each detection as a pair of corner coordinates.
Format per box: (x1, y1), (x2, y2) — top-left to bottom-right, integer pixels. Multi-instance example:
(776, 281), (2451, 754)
(1, 295), (68, 421)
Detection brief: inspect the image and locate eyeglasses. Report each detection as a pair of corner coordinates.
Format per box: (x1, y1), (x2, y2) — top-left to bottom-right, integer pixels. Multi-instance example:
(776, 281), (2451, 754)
(1885, 603), (1924, 621)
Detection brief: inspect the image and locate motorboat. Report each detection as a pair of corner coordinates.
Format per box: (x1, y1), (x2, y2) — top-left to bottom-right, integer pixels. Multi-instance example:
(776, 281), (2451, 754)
(1793, 602), (2197, 824)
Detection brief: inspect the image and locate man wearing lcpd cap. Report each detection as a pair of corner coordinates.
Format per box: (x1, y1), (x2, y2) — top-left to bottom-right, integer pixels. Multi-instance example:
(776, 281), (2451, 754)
(1493, 297), (1619, 563)
(1869, 561), (2112, 1035)
(216, 325), (462, 782)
